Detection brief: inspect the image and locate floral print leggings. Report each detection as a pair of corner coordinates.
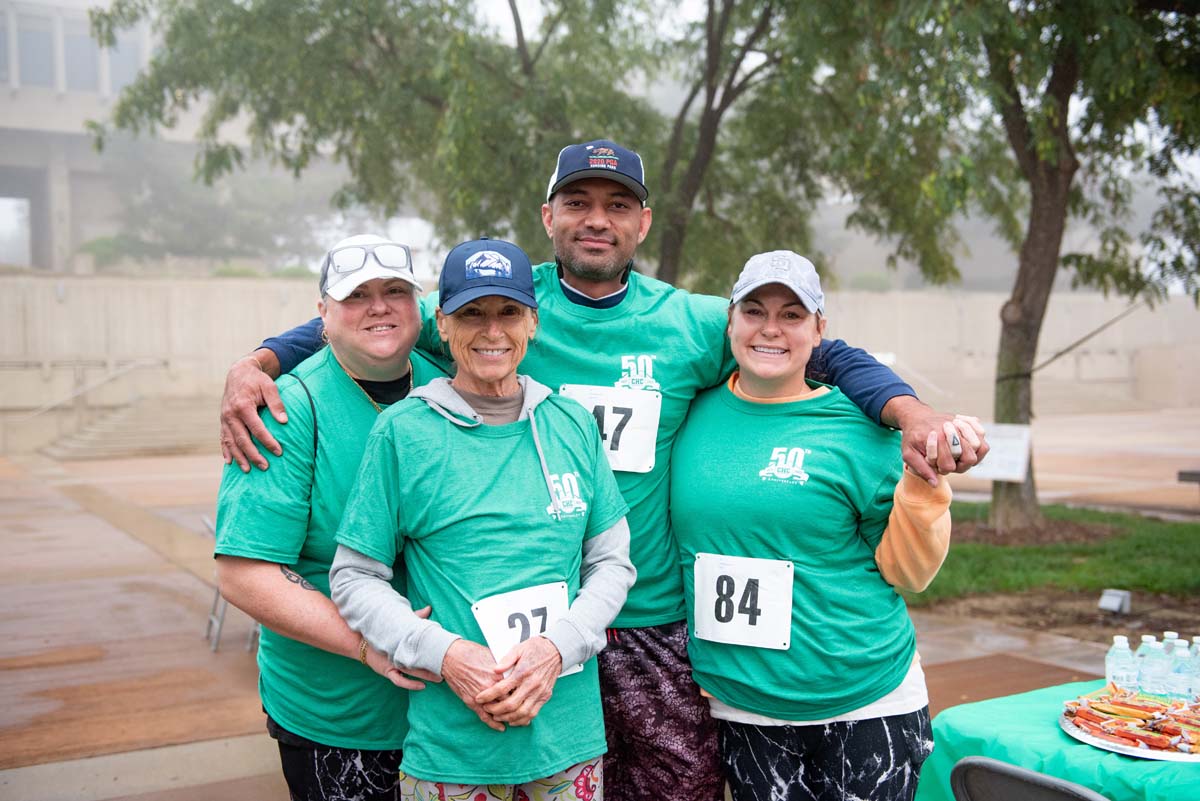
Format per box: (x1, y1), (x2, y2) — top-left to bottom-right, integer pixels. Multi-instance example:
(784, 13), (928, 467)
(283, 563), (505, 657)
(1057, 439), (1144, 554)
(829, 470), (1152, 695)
(398, 758), (602, 801)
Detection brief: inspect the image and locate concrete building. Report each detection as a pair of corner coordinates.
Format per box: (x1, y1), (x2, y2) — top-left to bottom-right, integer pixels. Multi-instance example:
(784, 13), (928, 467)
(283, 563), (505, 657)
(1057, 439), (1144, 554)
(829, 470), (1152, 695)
(0, 0), (170, 272)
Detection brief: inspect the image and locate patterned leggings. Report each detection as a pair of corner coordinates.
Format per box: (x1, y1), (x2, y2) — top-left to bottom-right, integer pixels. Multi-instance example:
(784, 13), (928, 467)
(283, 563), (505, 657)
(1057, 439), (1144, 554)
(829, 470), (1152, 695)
(276, 739), (404, 801)
(397, 758), (602, 801)
(597, 621), (724, 801)
(718, 707), (934, 801)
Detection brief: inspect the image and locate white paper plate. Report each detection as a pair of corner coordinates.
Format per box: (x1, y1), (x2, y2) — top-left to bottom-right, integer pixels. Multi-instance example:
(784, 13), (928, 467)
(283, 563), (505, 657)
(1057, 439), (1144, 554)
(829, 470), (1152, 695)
(1058, 714), (1200, 763)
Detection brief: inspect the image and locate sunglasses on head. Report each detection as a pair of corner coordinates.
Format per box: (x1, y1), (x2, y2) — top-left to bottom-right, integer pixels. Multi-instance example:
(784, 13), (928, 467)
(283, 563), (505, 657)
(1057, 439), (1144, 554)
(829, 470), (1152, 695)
(324, 242), (412, 274)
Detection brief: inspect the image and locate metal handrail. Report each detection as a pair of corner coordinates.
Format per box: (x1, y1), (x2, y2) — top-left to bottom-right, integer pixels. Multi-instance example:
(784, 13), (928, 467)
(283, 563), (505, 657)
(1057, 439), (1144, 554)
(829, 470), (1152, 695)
(11, 358), (168, 422)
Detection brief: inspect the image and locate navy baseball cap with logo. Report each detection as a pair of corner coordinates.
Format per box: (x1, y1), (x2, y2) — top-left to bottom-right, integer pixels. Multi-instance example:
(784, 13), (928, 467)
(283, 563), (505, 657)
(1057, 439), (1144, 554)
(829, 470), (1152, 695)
(438, 237), (538, 315)
(545, 139), (649, 204)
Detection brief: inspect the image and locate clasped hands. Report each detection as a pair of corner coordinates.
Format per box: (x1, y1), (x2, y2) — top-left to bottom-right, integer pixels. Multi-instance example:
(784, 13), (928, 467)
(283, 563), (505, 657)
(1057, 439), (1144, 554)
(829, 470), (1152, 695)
(440, 637), (564, 732)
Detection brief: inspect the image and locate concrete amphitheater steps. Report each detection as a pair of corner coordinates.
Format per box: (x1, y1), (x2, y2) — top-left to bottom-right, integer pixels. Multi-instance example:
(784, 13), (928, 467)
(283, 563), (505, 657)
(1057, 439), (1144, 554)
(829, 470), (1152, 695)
(40, 397), (219, 461)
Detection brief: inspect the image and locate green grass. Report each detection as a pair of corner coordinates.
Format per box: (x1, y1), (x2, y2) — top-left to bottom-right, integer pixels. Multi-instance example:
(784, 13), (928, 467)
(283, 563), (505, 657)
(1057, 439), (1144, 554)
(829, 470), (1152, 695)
(903, 503), (1200, 606)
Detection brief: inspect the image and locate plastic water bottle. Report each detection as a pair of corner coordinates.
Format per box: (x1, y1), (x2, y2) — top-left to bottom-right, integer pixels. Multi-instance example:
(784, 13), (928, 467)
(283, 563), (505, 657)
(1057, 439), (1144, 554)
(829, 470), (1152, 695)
(1163, 630), (1180, 656)
(1138, 641), (1171, 699)
(1190, 645), (1200, 703)
(1166, 642), (1192, 702)
(1134, 634), (1157, 667)
(1104, 635), (1138, 693)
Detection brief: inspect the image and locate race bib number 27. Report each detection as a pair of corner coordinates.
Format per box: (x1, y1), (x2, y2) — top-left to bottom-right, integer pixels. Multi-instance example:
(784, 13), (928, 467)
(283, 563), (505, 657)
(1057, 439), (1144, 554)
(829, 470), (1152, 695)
(471, 582), (583, 677)
(693, 553), (793, 650)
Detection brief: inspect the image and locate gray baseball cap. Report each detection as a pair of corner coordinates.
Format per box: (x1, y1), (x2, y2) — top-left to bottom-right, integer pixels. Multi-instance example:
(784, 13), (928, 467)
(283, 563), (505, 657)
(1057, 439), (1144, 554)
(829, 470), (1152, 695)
(730, 250), (824, 314)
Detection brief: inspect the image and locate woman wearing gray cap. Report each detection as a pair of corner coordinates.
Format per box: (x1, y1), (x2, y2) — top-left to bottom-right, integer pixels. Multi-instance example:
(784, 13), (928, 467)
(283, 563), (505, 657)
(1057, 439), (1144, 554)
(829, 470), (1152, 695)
(670, 251), (980, 801)
(331, 237), (635, 800)
(214, 234), (449, 801)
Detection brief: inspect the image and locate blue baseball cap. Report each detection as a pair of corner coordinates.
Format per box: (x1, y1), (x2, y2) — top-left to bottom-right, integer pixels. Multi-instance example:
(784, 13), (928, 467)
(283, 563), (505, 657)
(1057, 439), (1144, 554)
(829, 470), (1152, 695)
(546, 139), (648, 204)
(438, 237), (538, 315)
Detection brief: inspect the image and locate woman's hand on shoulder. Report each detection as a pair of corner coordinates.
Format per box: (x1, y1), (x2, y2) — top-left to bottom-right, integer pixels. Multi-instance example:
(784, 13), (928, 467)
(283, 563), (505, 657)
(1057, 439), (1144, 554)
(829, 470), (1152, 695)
(476, 636), (563, 727)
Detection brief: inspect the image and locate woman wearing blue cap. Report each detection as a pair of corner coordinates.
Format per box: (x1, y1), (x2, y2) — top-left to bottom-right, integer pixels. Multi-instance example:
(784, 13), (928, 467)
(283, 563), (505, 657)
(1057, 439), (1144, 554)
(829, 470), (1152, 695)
(670, 251), (981, 801)
(213, 234), (451, 800)
(331, 238), (634, 800)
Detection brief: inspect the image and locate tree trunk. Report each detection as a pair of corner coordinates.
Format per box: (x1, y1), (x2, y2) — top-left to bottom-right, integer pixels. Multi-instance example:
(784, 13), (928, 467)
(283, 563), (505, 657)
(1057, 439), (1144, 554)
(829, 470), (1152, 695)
(989, 178), (1074, 530)
(655, 0), (775, 284)
(657, 109), (722, 285)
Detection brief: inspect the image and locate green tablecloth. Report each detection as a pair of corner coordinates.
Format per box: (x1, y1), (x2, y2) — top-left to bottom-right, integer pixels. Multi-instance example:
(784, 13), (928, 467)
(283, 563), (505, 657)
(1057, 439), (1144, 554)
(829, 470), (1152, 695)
(916, 680), (1200, 801)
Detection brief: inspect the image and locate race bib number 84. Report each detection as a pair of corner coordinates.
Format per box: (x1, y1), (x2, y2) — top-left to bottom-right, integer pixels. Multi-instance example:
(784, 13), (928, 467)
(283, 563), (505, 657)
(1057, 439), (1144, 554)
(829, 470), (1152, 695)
(693, 553), (793, 650)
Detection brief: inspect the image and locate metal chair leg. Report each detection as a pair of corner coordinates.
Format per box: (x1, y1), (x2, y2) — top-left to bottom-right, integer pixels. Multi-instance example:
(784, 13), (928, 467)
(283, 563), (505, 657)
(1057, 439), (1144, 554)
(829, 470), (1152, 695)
(205, 587), (227, 652)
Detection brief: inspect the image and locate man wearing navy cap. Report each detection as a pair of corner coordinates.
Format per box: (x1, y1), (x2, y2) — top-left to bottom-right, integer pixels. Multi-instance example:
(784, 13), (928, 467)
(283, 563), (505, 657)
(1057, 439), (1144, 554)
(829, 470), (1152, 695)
(219, 138), (987, 801)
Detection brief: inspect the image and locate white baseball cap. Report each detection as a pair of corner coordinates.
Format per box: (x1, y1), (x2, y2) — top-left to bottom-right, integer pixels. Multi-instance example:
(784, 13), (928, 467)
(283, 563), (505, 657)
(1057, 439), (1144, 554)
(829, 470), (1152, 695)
(319, 234), (422, 300)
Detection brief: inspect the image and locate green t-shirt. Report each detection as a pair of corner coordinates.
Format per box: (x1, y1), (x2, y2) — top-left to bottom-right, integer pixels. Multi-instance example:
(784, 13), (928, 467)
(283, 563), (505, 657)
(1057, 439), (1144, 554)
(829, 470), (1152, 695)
(214, 346), (447, 748)
(669, 382), (915, 720)
(336, 389), (629, 784)
(418, 263), (732, 627)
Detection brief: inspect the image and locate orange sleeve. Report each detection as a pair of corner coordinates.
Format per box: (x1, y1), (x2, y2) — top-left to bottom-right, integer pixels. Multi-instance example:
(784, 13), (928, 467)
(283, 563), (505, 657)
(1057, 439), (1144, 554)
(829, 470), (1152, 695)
(874, 470), (952, 593)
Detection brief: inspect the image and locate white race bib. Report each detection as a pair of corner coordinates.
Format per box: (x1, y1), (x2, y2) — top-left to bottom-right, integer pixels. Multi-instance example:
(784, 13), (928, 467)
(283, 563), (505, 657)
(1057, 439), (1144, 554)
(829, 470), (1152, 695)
(471, 581), (582, 676)
(559, 384), (662, 473)
(693, 553), (793, 650)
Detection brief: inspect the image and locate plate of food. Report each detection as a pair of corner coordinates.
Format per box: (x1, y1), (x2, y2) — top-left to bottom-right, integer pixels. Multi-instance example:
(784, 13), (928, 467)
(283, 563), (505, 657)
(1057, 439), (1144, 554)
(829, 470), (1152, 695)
(1060, 687), (1200, 762)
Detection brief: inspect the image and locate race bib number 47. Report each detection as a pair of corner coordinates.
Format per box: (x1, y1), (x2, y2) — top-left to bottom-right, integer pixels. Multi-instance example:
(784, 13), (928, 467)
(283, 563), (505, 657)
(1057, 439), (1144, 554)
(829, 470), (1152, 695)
(471, 582), (583, 676)
(559, 384), (661, 474)
(693, 553), (793, 650)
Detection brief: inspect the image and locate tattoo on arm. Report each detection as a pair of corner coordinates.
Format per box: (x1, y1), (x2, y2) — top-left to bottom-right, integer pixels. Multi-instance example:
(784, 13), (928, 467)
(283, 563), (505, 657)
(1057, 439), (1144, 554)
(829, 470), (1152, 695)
(280, 564), (317, 591)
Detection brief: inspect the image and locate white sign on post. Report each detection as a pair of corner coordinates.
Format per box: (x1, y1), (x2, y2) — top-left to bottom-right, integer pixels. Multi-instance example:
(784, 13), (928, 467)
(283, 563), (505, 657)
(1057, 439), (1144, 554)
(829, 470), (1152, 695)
(471, 582), (582, 677)
(967, 423), (1032, 483)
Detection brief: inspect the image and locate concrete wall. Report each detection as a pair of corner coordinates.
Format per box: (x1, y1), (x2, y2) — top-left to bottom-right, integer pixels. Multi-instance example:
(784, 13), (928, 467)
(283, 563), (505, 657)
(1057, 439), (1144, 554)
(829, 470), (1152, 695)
(1, 274), (1197, 451)
(825, 289), (1200, 416)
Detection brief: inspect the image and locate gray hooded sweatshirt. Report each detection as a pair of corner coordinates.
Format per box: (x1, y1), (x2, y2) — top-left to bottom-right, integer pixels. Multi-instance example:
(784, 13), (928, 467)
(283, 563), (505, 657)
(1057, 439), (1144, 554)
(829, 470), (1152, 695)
(330, 375), (635, 676)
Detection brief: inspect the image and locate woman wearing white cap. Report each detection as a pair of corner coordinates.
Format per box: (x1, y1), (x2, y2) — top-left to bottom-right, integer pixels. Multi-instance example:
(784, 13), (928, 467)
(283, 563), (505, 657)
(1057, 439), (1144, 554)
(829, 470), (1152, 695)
(331, 237), (635, 800)
(670, 251), (981, 801)
(214, 234), (450, 800)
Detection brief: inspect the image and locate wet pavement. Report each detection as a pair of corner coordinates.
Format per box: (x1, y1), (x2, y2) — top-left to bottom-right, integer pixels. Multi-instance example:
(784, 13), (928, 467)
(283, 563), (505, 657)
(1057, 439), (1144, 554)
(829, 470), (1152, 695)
(0, 407), (1196, 800)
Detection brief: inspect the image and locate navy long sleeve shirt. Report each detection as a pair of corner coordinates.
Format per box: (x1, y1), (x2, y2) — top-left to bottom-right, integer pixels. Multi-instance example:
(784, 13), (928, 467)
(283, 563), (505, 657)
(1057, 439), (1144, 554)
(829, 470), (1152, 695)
(262, 287), (914, 424)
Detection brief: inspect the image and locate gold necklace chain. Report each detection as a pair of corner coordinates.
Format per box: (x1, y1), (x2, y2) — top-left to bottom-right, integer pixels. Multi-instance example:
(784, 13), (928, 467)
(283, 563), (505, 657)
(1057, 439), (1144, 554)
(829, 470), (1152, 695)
(338, 358), (413, 414)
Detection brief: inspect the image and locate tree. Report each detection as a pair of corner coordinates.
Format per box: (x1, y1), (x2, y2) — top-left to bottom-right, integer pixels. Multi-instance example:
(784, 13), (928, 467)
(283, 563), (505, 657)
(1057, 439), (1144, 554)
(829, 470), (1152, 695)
(81, 135), (351, 270)
(656, 1), (790, 285)
(91, 1), (829, 286)
(751, 1), (1199, 529)
(90, 0), (662, 258)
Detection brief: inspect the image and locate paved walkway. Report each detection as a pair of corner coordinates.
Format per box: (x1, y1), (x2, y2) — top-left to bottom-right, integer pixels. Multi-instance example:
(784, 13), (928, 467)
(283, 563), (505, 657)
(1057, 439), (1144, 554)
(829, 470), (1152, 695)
(0, 408), (1196, 800)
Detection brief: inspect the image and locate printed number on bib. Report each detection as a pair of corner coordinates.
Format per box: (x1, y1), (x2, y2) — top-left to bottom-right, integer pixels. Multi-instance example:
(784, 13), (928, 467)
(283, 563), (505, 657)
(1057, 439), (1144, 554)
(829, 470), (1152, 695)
(559, 384), (661, 474)
(471, 582), (582, 676)
(693, 553), (792, 650)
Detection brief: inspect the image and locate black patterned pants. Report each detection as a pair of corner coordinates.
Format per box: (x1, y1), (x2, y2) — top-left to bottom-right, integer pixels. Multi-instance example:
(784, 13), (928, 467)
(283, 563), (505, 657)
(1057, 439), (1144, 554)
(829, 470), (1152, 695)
(597, 620), (725, 801)
(717, 707), (933, 801)
(270, 715), (404, 801)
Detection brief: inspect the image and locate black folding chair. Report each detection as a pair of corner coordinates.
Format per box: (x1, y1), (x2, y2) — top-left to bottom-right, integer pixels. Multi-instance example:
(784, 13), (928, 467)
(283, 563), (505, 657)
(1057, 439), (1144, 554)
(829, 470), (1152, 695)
(950, 756), (1112, 801)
